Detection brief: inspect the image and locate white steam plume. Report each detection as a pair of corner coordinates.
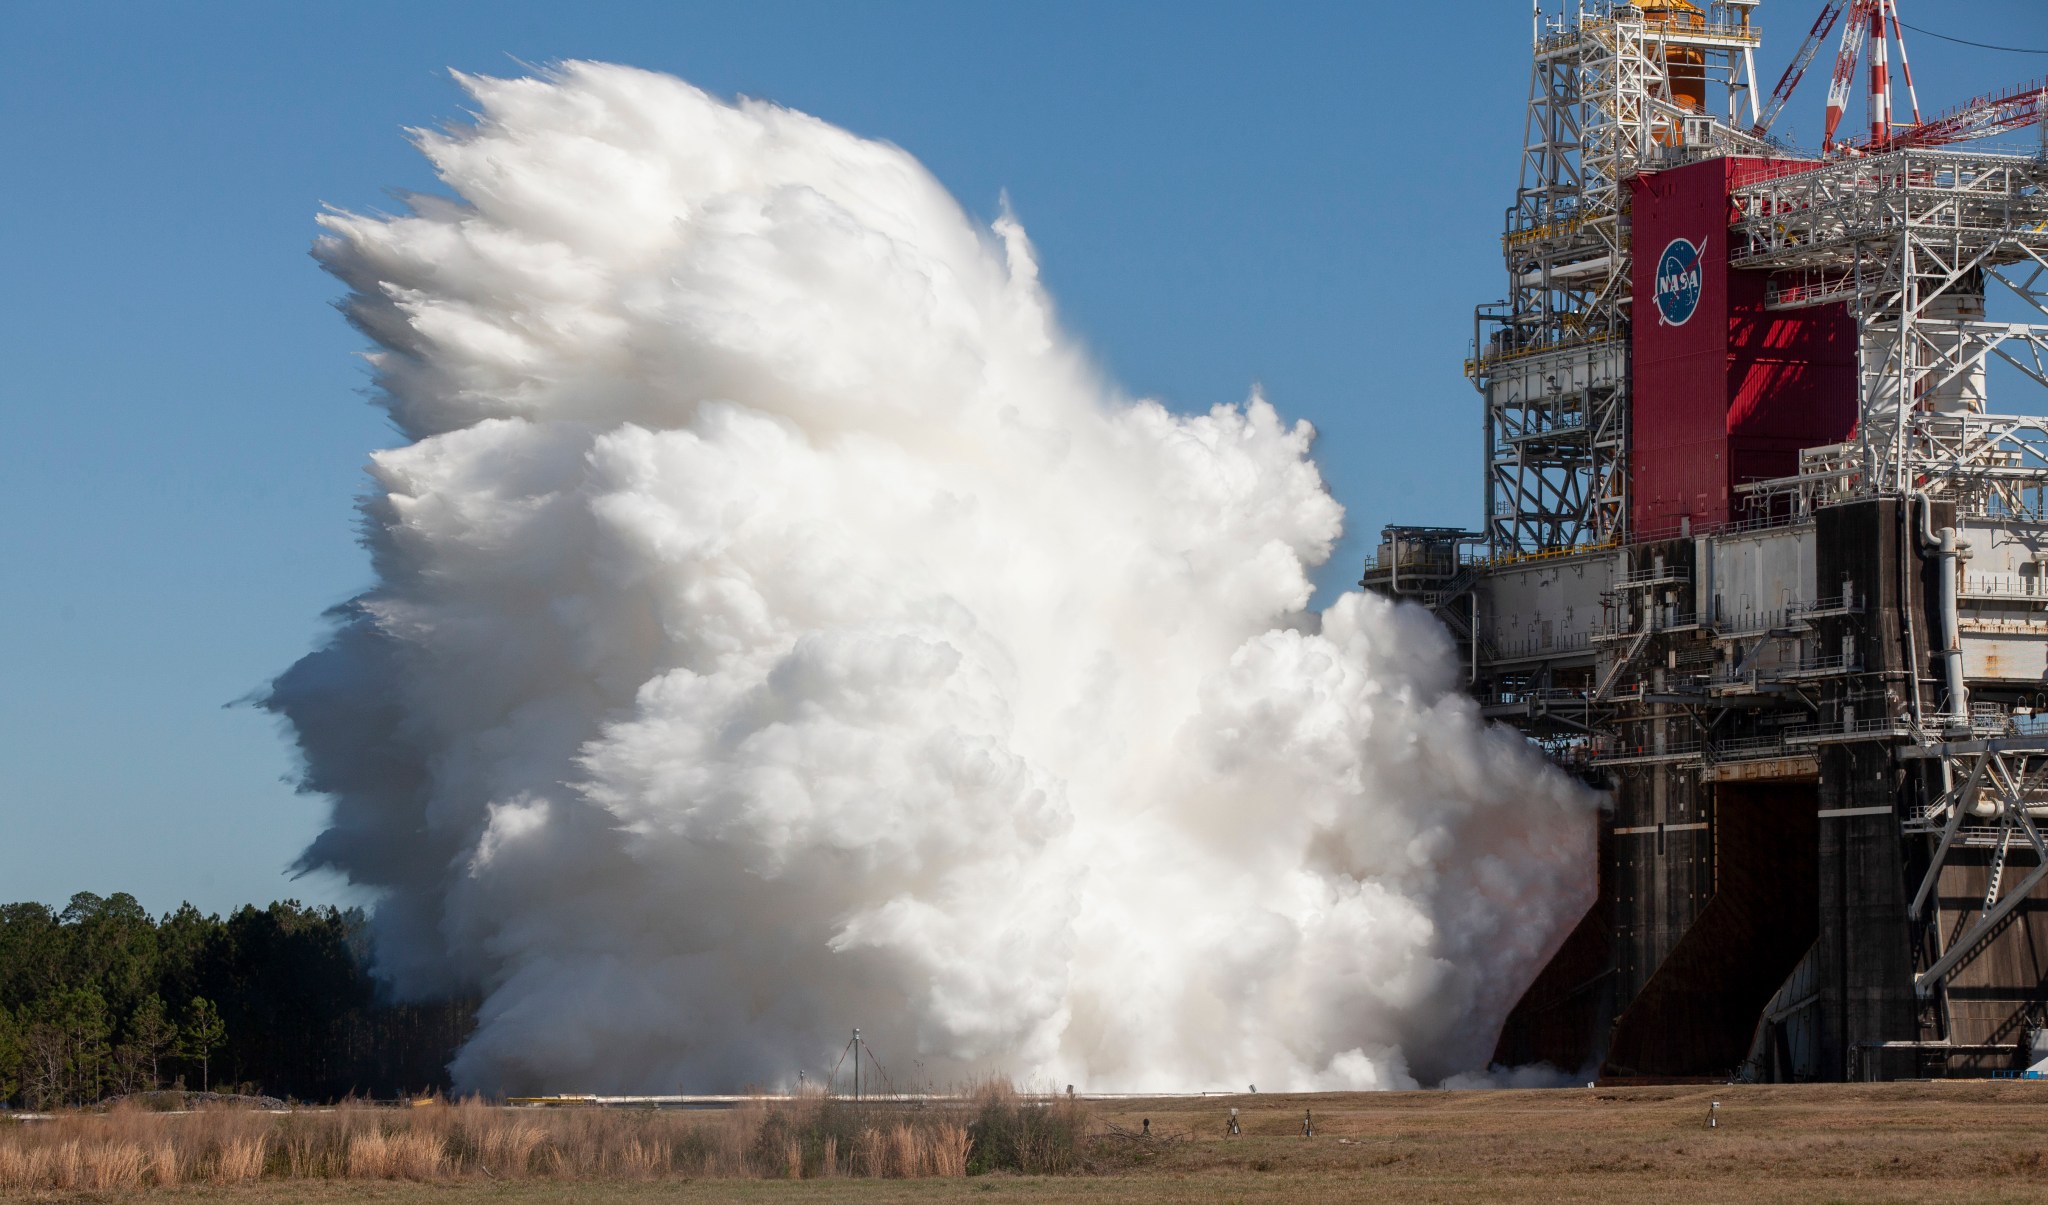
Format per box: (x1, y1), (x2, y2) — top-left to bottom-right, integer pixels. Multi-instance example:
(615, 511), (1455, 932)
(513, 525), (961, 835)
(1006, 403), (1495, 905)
(269, 62), (1596, 1094)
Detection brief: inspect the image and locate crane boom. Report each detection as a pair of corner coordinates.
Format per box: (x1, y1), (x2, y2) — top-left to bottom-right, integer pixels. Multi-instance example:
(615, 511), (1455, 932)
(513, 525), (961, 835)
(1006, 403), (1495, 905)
(1883, 77), (2048, 150)
(1822, 0), (1878, 151)
(1753, 1), (1847, 137)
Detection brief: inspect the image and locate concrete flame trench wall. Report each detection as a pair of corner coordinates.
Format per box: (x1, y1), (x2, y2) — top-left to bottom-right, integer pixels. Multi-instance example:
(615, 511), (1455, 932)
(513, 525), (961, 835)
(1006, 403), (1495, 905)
(1489, 502), (1945, 1081)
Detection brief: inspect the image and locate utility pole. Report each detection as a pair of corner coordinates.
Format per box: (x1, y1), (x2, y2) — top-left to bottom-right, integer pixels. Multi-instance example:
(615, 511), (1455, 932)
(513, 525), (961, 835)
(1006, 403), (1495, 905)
(853, 1029), (861, 1102)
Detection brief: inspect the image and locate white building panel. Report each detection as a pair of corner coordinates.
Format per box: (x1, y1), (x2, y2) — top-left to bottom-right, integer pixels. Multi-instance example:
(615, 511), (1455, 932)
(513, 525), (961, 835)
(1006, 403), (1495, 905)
(1478, 553), (1613, 659)
(1701, 525), (1816, 629)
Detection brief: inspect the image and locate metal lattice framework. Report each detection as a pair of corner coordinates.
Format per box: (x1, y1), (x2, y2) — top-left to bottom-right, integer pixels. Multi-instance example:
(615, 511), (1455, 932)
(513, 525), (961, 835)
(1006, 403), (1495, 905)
(1901, 737), (2048, 1002)
(1729, 150), (2048, 514)
(1474, 2), (1764, 556)
(1733, 149), (2048, 1041)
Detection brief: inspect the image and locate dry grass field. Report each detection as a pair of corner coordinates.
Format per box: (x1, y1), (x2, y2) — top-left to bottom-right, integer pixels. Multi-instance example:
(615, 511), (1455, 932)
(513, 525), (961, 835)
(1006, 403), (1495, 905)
(6, 1081), (2048, 1203)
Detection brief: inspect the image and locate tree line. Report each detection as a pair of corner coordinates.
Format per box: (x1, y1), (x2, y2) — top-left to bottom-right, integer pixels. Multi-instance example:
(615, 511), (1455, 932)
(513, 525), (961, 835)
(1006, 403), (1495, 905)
(0, 893), (473, 1107)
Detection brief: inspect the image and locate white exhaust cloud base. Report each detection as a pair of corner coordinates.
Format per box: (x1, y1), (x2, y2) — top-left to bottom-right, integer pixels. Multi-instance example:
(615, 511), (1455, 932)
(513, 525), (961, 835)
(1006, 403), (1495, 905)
(269, 62), (1597, 1095)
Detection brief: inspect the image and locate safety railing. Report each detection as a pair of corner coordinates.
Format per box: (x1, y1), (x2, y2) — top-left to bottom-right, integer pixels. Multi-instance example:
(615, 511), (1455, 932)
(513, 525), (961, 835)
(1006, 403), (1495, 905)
(1711, 606), (1810, 638)
(1783, 716), (1916, 744)
(1626, 508), (1812, 545)
(1615, 564), (1689, 587)
(1963, 573), (2048, 600)
(1802, 593), (1862, 617)
(1592, 738), (1704, 766)
(1482, 687), (1599, 712)
(1490, 630), (1598, 661)
(1466, 329), (1624, 379)
(1502, 213), (1591, 253)
(1594, 611), (1700, 641)
(1706, 734), (1794, 762)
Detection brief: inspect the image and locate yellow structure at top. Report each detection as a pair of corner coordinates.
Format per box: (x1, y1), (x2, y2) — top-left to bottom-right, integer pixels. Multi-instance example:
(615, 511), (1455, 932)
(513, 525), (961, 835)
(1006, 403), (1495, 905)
(1631, 0), (1708, 114)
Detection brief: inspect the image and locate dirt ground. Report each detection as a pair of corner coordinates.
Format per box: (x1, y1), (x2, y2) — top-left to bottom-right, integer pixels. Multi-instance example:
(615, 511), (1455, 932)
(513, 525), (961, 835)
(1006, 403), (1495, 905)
(26, 1080), (2048, 1203)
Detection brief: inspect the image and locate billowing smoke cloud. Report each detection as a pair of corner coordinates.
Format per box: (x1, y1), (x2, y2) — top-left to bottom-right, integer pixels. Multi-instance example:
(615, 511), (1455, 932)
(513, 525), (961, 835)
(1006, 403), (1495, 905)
(270, 62), (1596, 1094)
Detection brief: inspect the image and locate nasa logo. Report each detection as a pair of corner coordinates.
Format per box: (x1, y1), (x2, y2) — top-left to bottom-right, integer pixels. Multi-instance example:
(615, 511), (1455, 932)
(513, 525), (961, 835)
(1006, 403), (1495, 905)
(1654, 236), (1705, 326)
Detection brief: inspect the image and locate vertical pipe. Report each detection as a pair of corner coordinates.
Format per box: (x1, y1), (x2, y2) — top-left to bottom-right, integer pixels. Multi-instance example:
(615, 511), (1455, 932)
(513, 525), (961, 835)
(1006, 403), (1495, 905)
(1867, 3), (1889, 146)
(1911, 492), (1969, 727)
(1471, 591), (1480, 685)
(1938, 526), (1968, 724)
(1900, 500), (1925, 727)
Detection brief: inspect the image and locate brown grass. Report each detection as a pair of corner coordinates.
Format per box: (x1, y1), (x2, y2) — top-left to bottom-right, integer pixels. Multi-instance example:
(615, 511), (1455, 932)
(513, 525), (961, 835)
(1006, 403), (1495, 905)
(345, 1129), (443, 1179)
(0, 1088), (1037, 1191)
(212, 1136), (266, 1184)
(11, 1081), (2048, 1201)
(146, 1138), (178, 1185)
(89, 1140), (150, 1190)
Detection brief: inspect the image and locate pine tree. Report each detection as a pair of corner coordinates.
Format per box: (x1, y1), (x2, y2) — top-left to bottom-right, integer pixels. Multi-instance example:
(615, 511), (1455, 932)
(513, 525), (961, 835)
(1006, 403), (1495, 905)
(128, 993), (177, 1089)
(24, 986), (109, 1106)
(180, 996), (224, 1092)
(0, 1006), (22, 1106)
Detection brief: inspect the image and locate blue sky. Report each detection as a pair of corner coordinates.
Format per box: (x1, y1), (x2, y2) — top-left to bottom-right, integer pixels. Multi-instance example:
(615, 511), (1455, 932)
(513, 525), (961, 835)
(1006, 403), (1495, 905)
(1, 0), (2039, 917)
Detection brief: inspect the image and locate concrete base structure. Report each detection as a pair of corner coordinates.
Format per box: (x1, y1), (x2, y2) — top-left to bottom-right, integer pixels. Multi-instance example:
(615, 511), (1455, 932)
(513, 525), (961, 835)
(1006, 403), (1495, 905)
(1395, 0), (2048, 1084)
(1367, 499), (2048, 1082)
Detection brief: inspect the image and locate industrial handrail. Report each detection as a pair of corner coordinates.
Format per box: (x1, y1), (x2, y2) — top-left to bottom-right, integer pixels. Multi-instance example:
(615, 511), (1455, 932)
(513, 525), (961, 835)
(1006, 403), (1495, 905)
(1359, 552), (1482, 574)
(1802, 593), (1862, 615)
(1615, 564), (1690, 586)
(1485, 687), (1597, 708)
(1466, 329), (1624, 379)
(1780, 653), (1862, 675)
(1595, 610), (1701, 639)
(1707, 735), (1796, 761)
(1712, 606), (1810, 637)
(1491, 630), (1598, 660)
(1783, 716), (1916, 742)
(1710, 653), (1862, 686)
(1627, 509), (1813, 544)
(1501, 215), (1590, 253)
(1538, 12), (1762, 56)
(1489, 538), (1622, 570)
(1963, 573), (2048, 600)
(1592, 738), (1704, 764)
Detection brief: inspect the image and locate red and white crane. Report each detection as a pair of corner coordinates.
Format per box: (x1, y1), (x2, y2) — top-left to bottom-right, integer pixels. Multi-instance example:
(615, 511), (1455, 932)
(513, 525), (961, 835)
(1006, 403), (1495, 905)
(1751, 1), (1848, 139)
(1755, 0), (2043, 157)
(1820, 0), (1921, 152)
(1816, 0), (1864, 149)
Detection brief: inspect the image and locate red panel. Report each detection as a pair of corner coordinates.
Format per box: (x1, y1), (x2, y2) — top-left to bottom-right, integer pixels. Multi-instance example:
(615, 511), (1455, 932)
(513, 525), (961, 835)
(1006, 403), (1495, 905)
(1628, 157), (1854, 539)
(1631, 159), (1737, 536)
(1726, 268), (1857, 447)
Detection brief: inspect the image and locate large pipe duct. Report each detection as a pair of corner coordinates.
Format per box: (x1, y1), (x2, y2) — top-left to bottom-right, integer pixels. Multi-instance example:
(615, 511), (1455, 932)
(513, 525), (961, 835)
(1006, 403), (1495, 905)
(1913, 492), (1970, 727)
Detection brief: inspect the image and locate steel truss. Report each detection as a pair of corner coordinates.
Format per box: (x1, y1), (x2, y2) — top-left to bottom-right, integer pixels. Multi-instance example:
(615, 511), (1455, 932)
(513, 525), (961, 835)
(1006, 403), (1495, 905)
(1900, 737), (2048, 1001)
(1475, 3), (1764, 556)
(1725, 149), (2048, 1055)
(1729, 149), (2048, 514)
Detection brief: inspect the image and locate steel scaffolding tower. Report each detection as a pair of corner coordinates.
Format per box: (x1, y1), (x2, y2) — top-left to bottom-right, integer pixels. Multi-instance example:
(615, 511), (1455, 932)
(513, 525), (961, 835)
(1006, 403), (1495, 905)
(1375, 0), (2048, 1088)
(1730, 150), (2048, 517)
(1473, 2), (1765, 555)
